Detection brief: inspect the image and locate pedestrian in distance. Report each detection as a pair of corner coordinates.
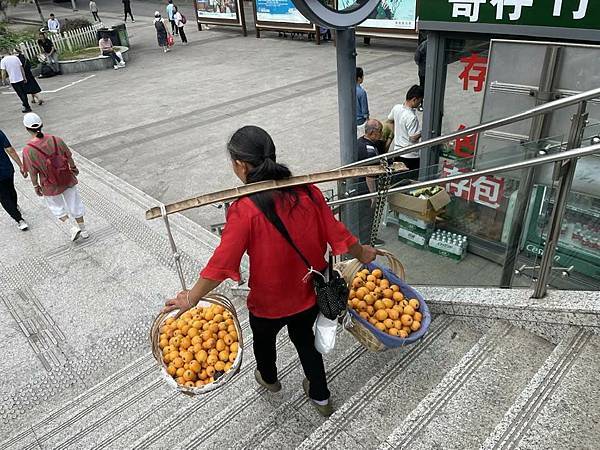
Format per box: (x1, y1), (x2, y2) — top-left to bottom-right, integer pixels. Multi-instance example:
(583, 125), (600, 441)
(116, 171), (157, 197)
(99, 34), (125, 69)
(14, 48), (43, 106)
(21, 113), (90, 241)
(414, 38), (427, 111)
(356, 66), (369, 135)
(386, 84), (424, 177)
(166, 0), (178, 35)
(154, 12), (171, 52)
(37, 32), (60, 75)
(173, 6), (187, 44)
(163, 125), (381, 417)
(123, 0), (135, 22)
(1, 51), (32, 112)
(47, 14), (60, 34)
(90, 0), (101, 22)
(356, 119), (387, 245)
(0, 129), (29, 231)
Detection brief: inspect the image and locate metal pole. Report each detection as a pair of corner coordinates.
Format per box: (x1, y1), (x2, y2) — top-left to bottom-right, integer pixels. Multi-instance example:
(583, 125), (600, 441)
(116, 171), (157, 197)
(500, 46), (561, 288)
(335, 28), (359, 237)
(532, 101), (588, 298)
(33, 0), (45, 24)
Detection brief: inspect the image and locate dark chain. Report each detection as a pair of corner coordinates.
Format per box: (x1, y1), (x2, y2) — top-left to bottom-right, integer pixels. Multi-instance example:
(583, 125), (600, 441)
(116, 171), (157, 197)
(369, 159), (393, 246)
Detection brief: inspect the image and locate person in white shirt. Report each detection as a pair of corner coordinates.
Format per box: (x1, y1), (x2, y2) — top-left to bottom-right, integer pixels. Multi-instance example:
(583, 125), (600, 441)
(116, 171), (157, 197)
(386, 84), (424, 177)
(0, 53), (31, 112)
(173, 6), (187, 44)
(90, 1), (101, 22)
(47, 14), (60, 33)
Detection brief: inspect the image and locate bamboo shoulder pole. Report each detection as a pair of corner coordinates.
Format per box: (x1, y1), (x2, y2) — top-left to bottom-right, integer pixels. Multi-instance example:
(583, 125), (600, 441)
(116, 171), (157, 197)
(146, 162), (406, 220)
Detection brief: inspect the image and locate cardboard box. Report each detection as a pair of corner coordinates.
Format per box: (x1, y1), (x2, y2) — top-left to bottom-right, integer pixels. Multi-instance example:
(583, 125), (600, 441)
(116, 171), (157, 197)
(395, 209), (436, 234)
(398, 226), (427, 249)
(389, 185), (451, 218)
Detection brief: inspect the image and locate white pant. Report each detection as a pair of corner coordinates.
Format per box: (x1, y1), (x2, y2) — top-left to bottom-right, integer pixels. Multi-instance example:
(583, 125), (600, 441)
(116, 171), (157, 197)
(44, 186), (85, 219)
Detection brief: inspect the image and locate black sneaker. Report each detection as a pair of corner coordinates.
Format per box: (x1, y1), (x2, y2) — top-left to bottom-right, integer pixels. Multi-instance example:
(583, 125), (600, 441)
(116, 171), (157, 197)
(22, 108), (32, 113)
(372, 238), (385, 246)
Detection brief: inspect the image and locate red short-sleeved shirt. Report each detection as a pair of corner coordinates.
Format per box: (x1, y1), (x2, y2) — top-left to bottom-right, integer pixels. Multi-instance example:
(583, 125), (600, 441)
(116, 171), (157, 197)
(201, 184), (357, 319)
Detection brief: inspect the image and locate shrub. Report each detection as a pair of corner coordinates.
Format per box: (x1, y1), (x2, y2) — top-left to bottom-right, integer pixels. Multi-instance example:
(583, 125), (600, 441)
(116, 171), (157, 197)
(61, 18), (92, 33)
(0, 22), (36, 53)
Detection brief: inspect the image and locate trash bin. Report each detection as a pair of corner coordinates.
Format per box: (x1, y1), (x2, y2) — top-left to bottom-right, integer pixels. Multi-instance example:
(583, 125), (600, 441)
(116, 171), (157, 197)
(96, 27), (120, 46)
(113, 23), (130, 48)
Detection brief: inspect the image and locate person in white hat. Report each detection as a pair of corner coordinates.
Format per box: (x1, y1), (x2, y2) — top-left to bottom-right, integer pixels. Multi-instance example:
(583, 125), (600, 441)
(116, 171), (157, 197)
(21, 113), (89, 241)
(154, 11), (170, 53)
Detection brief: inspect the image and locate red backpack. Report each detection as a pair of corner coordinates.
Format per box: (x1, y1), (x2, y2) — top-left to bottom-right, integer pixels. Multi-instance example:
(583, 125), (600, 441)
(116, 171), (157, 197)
(27, 136), (73, 187)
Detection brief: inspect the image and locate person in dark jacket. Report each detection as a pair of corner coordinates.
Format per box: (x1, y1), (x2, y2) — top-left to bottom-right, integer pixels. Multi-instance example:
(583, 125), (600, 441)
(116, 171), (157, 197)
(123, 0), (135, 22)
(154, 12), (170, 52)
(414, 38), (427, 88)
(15, 49), (43, 105)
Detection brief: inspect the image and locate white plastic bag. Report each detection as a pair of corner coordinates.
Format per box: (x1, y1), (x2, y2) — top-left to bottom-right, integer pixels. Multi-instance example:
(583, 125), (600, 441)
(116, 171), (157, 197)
(313, 313), (337, 354)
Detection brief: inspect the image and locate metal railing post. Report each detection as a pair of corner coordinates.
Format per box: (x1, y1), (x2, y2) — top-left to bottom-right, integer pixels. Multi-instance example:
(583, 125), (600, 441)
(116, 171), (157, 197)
(500, 46), (561, 288)
(532, 101), (588, 298)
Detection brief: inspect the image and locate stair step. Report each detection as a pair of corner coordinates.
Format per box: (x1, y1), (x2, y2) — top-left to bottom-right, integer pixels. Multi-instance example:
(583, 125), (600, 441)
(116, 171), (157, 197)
(298, 316), (481, 449)
(1, 352), (154, 450)
(378, 322), (555, 450)
(232, 332), (399, 449)
(176, 329), (362, 449)
(482, 329), (600, 450)
(127, 328), (300, 449)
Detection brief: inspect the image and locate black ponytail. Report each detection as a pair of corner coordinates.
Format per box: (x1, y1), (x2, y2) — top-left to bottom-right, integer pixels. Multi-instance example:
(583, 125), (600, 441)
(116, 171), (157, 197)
(227, 126), (311, 219)
(27, 126), (44, 139)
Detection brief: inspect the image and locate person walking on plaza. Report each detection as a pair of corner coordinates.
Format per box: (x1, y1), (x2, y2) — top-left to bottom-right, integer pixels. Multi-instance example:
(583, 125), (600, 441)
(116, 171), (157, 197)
(173, 6), (187, 44)
(15, 49), (43, 106)
(90, 0), (101, 22)
(47, 14), (60, 34)
(0, 129), (29, 231)
(166, 0), (178, 35)
(1, 52), (32, 113)
(37, 32), (60, 75)
(21, 113), (89, 241)
(123, 0), (135, 22)
(99, 34), (125, 69)
(154, 12), (170, 52)
(356, 67), (369, 135)
(356, 119), (386, 245)
(387, 85), (424, 176)
(163, 126), (380, 416)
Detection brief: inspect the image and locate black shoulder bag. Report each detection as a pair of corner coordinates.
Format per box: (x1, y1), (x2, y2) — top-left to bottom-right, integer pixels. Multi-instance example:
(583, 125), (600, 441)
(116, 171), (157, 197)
(250, 197), (349, 320)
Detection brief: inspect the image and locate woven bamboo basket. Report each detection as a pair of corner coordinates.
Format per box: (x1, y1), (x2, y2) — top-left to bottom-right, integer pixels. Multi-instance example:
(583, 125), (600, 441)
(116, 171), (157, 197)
(336, 250), (431, 352)
(150, 293), (244, 395)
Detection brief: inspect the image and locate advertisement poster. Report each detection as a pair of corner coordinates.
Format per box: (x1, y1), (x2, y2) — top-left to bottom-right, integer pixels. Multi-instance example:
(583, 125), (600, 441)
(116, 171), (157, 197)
(196, 0), (239, 21)
(255, 0), (310, 24)
(338, 0), (416, 30)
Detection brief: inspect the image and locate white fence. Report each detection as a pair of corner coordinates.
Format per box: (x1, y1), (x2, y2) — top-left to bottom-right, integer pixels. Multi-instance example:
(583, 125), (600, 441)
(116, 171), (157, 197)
(19, 23), (104, 60)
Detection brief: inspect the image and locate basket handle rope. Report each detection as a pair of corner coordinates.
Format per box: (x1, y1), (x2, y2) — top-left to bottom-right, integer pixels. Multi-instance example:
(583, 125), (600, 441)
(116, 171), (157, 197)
(160, 203), (187, 291)
(336, 249), (406, 284)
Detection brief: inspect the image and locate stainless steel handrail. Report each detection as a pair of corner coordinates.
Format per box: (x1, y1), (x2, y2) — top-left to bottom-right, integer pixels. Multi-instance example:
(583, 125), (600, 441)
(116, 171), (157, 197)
(328, 142), (600, 207)
(341, 86), (600, 168)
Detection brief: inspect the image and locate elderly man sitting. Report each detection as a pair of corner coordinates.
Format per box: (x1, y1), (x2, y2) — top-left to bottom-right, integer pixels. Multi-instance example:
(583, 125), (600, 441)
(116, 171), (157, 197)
(99, 34), (125, 70)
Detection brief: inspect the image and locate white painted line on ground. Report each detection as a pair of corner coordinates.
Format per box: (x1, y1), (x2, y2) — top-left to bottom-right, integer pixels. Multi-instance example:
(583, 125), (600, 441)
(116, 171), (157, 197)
(2, 74), (96, 95)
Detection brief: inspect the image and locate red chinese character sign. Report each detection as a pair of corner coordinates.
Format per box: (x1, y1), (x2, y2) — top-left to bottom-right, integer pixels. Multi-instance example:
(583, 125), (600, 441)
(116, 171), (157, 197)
(442, 161), (504, 209)
(454, 124), (478, 158)
(458, 53), (488, 92)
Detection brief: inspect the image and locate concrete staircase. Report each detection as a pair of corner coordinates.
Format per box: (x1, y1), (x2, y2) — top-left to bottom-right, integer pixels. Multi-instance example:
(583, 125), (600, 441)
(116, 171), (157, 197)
(2, 153), (599, 449)
(2, 315), (599, 449)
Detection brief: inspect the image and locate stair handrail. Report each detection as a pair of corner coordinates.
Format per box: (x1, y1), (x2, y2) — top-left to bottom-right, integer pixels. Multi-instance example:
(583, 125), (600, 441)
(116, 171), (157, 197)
(341, 86), (600, 169)
(328, 141), (600, 207)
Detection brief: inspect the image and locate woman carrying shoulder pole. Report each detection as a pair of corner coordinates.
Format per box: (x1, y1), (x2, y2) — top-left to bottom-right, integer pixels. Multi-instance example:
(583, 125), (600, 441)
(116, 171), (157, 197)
(164, 126), (380, 416)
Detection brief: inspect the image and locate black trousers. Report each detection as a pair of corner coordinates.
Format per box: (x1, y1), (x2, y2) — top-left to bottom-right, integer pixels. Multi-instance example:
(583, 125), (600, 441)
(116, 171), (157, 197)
(102, 50), (121, 65)
(170, 19), (178, 34)
(0, 175), (23, 223)
(178, 26), (187, 43)
(249, 305), (330, 401)
(92, 11), (100, 21)
(419, 74), (425, 88)
(11, 81), (30, 110)
(124, 9), (134, 21)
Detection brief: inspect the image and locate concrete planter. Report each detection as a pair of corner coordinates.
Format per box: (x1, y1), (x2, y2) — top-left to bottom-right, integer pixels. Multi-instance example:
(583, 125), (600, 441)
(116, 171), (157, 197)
(58, 46), (130, 74)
